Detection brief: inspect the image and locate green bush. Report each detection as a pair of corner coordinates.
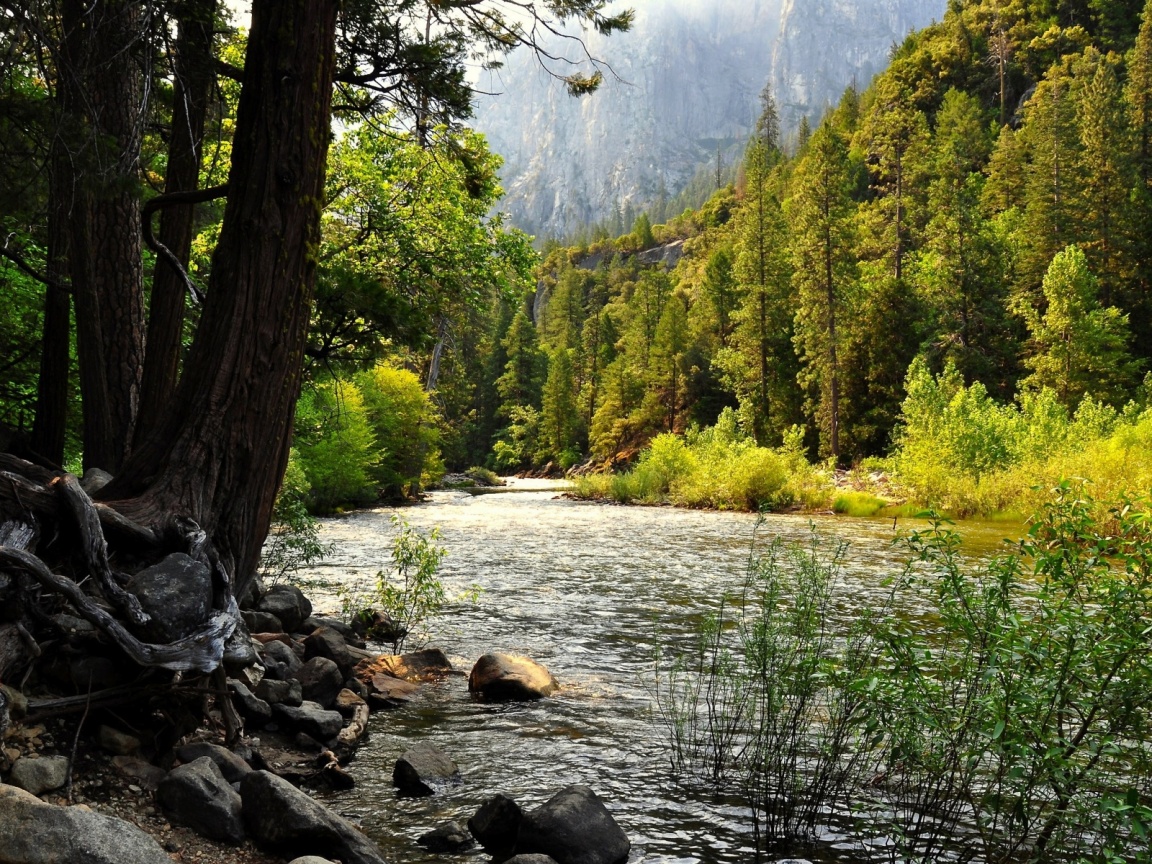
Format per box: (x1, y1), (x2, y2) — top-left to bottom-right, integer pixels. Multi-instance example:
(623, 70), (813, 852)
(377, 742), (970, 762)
(293, 379), (378, 512)
(357, 362), (444, 499)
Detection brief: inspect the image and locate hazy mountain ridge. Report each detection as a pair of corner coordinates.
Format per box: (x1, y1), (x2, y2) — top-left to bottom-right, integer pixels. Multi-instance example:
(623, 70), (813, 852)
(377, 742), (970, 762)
(472, 0), (946, 239)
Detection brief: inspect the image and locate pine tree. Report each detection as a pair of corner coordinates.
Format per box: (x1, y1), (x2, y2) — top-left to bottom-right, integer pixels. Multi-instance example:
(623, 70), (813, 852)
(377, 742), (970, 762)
(495, 305), (546, 414)
(648, 293), (691, 432)
(540, 347), (579, 462)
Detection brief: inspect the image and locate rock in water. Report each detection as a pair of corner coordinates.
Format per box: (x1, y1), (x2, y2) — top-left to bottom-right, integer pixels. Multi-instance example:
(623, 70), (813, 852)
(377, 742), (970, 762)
(127, 553), (212, 642)
(157, 757), (245, 844)
(468, 793), (522, 857)
(273, 701), (344, 741)
(355, 648), (453, 683)
(8, 757), (69, 797)
(417, 821), (474, 853)
(515, 785), (630, 864)
(0, 783), (172, 864)
(392, 744), (461, 796)
(255, 585), (312, 633)
(469, 653), (559, 701)
(240, 770), (387, 864)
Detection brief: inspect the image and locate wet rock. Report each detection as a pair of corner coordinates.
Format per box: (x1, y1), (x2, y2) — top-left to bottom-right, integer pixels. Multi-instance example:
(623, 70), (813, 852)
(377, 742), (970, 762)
(417, 821), (474, 853)
(261, 638), (303, 681)
(240, 770), (387, 864)
(255, 677), (303, 707)
(242, 610), (284, 633)
(515, 785), (630, 864)
(111, 755), (167, 792)
(273, 701), (343, 741)
(97, 725), (141, 756)
(393, 743), (461, 796)
(304, 627), (373, 677)
(0, 783), (172, 864)
(365, 674), (420, 710)
(468, 793), (522, 858)
(505, 857), (561, 864)
(303, 616), (365, 648)
(8, 756), (69, 796)
(228, 679), (272, 726)
(354, 648), (453, 684)
(293, 657), (344, 709)
(255, 585), (312, 634)
(469, 653), (559, 701)
(175, 743), (252, 784)
(127, 553), (212, 643)
(157, 756), (245, 845)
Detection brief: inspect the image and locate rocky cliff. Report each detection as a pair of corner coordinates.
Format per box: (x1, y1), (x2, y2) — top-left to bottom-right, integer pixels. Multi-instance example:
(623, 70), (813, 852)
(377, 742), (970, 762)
(472, 0), (945, 239)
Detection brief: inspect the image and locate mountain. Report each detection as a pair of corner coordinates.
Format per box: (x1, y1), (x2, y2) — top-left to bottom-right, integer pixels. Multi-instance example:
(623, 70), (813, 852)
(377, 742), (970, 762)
(471, 0), (946, 239)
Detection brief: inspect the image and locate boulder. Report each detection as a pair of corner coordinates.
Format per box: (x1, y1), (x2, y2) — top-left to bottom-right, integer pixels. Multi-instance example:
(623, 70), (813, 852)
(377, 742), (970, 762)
(514, 785), (630, 864)
(364, 674), (420, 710)
(8, 756), (69, 796)
(288, 859), (337, 864)
(79, 467), (113, 494)
(240, 770), (387, 864)
(273, 702), (343, 741)
(111, 756), (167, 792)
(97, 725), (140, 756)
(175, 743), (252, 784)
(468, 793), (522, 857)
(228, 679), (272, 726)
(505, 857), (561, 864)
(354, 648), (453, 684)
(417, 821), (474, 853)
(303, 616), (365, 647)
(127, 553), (212, 642)
(242, 610), (284, 633)
(255, 585), (312, 633)
(156, 756), (244, 845)
(261, 638), (303, 680)
(392, 743), (460, 796)
(0, 783), (172, 864)
(293, 657), (344, 708)
(469, 653), (559, 701)
(303, 627), (373, 677)
(255, 677), (303, 707)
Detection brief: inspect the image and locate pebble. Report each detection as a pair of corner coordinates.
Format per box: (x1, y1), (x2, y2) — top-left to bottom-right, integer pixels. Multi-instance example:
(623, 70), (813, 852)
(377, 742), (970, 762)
(128, 784), (142, 793)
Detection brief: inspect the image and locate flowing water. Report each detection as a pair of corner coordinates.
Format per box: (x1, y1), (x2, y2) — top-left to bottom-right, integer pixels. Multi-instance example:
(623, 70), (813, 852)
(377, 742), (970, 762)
(299, 480), (1020, 864)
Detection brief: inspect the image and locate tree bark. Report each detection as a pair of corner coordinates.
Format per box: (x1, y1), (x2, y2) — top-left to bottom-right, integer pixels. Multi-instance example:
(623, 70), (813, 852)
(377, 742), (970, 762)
(135, 0), (218, 448)
(104, 0), (340, 597)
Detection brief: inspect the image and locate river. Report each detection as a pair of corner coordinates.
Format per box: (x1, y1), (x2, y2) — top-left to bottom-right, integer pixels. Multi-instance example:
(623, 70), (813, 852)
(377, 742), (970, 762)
(299, 479), (1019, 864)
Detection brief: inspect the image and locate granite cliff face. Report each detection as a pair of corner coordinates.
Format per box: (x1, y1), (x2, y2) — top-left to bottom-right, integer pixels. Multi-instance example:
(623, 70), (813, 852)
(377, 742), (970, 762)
(472, 0), (945, 238)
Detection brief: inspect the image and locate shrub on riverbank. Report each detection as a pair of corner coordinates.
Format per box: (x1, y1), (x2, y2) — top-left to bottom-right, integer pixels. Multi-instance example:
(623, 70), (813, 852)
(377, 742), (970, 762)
(659, 489), (1152, 862)
(571, 409), (832, 511)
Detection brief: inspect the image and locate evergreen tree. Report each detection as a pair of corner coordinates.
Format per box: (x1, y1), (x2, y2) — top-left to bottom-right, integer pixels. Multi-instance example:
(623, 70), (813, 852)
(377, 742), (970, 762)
(540, 347), (579, 462)
(495, 304), (546, 414)
(647, 293), (691, 432)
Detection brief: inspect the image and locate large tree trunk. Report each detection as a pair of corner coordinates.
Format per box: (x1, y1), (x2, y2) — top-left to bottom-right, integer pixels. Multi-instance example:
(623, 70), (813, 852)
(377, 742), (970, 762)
(104, 0), (340, 596)
(135, 0), (218, 448)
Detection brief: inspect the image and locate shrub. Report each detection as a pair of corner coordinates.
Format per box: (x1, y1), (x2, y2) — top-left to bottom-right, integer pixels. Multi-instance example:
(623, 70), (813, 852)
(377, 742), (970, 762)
(294, 378), (378, 512)
(357, 363), (443, 499)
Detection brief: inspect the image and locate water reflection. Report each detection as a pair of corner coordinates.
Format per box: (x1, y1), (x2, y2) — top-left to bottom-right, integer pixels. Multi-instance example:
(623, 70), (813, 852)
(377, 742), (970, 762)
(302, 481), (1020, 863)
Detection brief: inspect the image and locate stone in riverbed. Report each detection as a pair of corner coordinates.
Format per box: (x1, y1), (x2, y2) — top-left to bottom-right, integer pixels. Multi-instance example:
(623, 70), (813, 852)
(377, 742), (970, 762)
(0, 782), (172, 864)
(127, 553), (212, 643)
(303, 627), (373, 677)
(469, 652), (559, 701)
(288, 858), (337, 864)
(255, 585), (312, 634)
(157, 756), (245, 845)
(242, 610), (284, 633)
(260, 638), (303, 680)
(417, 820), (474, 853)
(175, 742), (252, 784)
(505, 857), (561, 864)
(514, 785), (630, 864)
(392, 743), (461, 796)
(468, 793), (522, 858)
(255, 677), (303, 707)
(97, 724), (141, 756)
(228, 679), (272, 726)
(273, 701), (343, 741)
(354, 648), (453, 683)
(240, 770), (387, 864)
(293, 657), (344, 709)
(8, 756), (69, 796)
(365, 674), (420, 710)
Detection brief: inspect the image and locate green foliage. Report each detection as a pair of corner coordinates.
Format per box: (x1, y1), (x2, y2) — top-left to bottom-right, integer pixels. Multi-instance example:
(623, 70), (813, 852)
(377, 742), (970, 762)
(261, 449), (334, 583)
(357, 363), (444, 499)
(293, 379), (378, 513)
(339, 515), (448, 654)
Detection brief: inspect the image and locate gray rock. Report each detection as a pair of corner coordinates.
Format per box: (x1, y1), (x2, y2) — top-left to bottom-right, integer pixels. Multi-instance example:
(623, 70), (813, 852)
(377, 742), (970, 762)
(228, 679), (272, 726)
(80, 467), (113, 494)
(157, 757), (244, 845)
(255, 585), (312, 633)
(255, 677), (303, 707)
(515, 785), (630, 864)
(288, 859), (337, 864)
(293, 657), (344, 708)
(8, 756), (69, 796)
(240, 770), (387, 864)
(417, 821), (474, 853)
(468, 793), (522, 857)
(0, 782), (172, 863)
(393, 743), (461, 796)
(505, 857), (561, 864)
(273, 701), (343, 741)
(303, 616), (364, 647)
(223, 621), (259, 672)
(127, 553), (212, 643)
(303, 627), (373, 677)
(469, 653), (559, 701)
(261, 638), (303, 680)
(97, 725), (140, 756)
(242, 610), (284, 634)
(111, 756), (167, 792)
(175, 743), (252, 784)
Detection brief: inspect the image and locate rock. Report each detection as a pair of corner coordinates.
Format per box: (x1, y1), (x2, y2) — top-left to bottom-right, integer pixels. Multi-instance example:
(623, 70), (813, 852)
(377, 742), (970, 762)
(288, 859), (337, 864)
(111, 755), (167, 792)
(468, 793), (522, 857)
(354, 648), (453, 683)
(255, 585), (312, 633)
(303, 616), (365, 647)
(157, 756), (245, 845)
(228, 679), (272, 726)
(223, 622), (260, 672)
(334, 688), (367, 718)
(417, 821), (474, 853)
(515, 785), (630, 864)
(80, 467), (113, 494)
(261, 638), (303, 680)
(175, 743), (252, 784)
(505, 857), (561, 864)
(293, 657), (344, 708)
(242, 610), (284, 633)
(365, 674), (420, 710)
(0, 782), (172, 863)
(392, 743), (461, 796)
(348, 609), (404, 644)
(304, 627), (373, 677)
(97, 725), (140, 756)
(273, 702), (344, 741)
(238, 575), (266, 611)
(8, 756), (69, 796)
(469, 653), (559, 701)
(240, 770), (387, 864)
(127, 553), (212, 642)
(255, 677), (303, 707)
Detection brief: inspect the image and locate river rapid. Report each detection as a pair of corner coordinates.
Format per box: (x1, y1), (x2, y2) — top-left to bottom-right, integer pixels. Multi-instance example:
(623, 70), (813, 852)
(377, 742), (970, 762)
(300, 479), (1018, 864)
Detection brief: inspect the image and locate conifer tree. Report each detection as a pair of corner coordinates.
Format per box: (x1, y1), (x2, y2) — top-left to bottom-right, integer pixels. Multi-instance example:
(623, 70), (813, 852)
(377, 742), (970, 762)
(496, 305), (546, 414)
(540, 347), (579, 461)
